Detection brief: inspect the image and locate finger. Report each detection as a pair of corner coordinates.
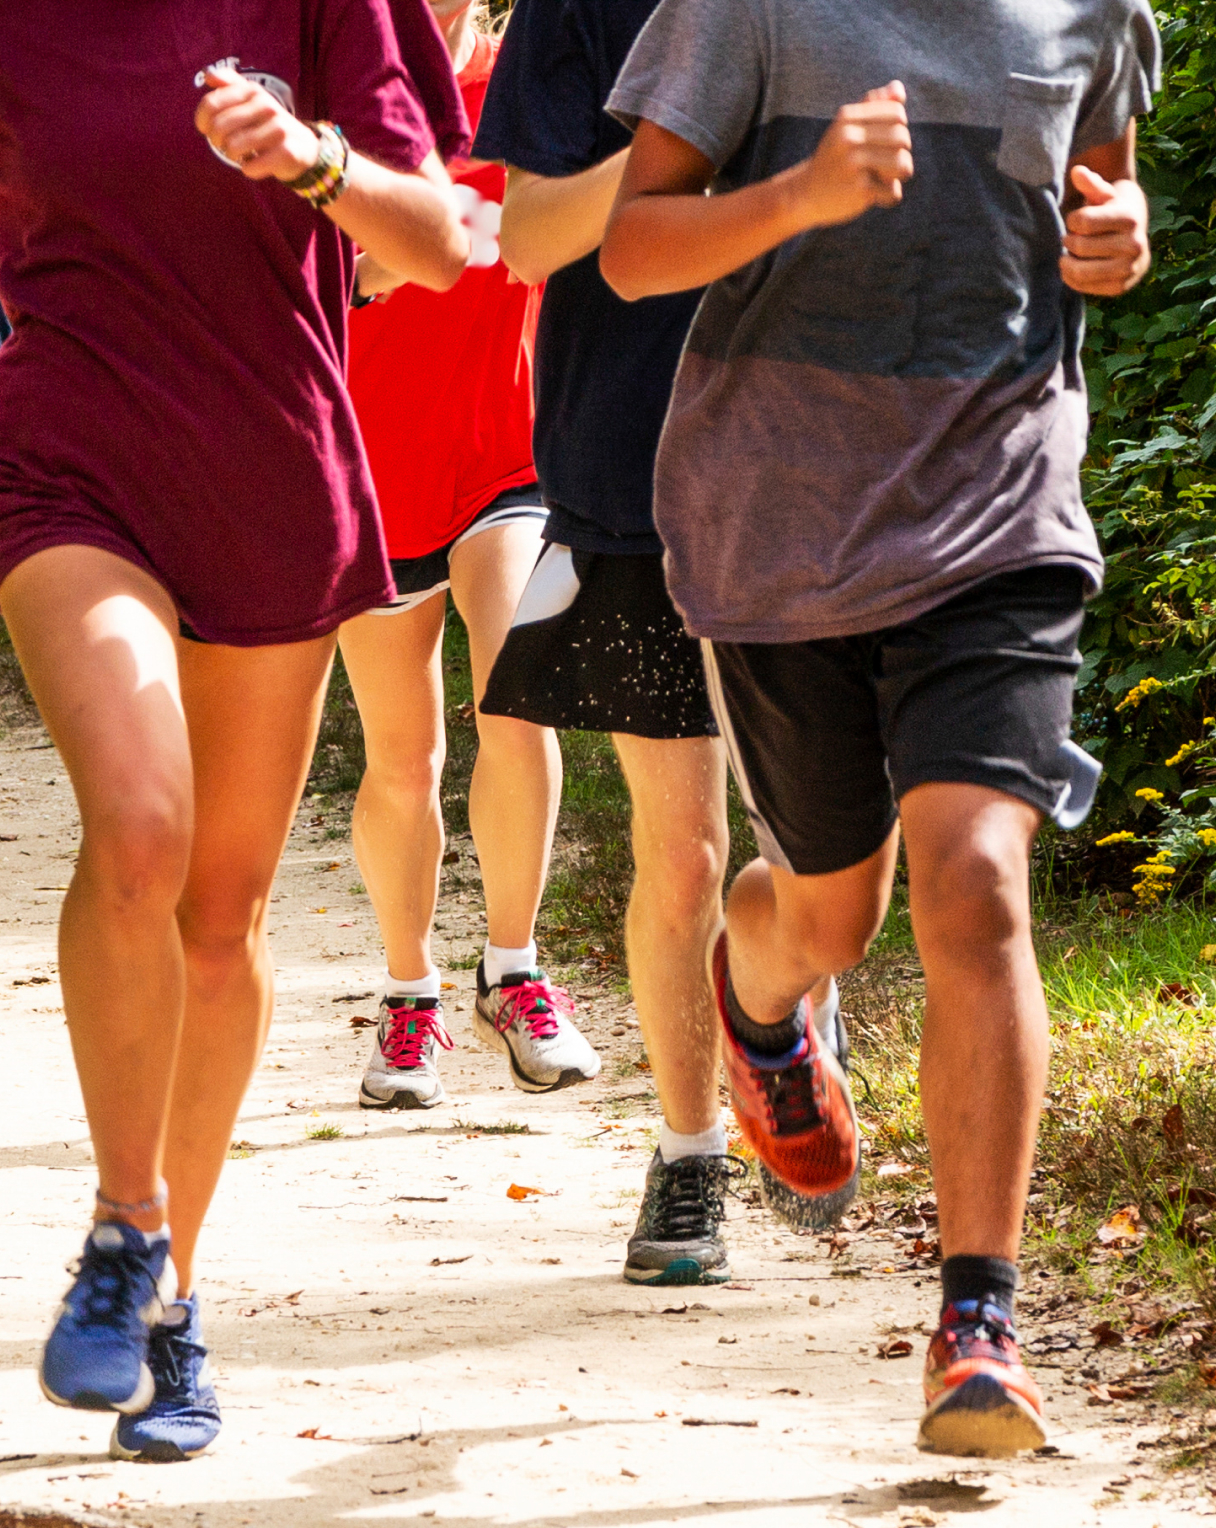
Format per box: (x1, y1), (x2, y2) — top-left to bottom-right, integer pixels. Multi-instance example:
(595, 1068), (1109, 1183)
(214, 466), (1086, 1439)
(864, 79), (906, 104)
(1059, 253), (1139, 295)
(1069, 163), (1116, 205)
(194, 82), (259, 135)
(839, 119), (912, 150)
(221, 119), (291, 167)
(1065, 205), (1136, 237)
(839, 100), (909, 126)
(209, 98), (279, 146)
(1061, 231), (1141, 260)
(201, 65), (245, 91)
(854, 145), (914, 182)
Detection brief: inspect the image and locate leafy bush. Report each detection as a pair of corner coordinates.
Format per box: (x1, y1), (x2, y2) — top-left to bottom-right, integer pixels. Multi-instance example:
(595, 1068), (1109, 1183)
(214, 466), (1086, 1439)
(1076, 0), (1216, 819)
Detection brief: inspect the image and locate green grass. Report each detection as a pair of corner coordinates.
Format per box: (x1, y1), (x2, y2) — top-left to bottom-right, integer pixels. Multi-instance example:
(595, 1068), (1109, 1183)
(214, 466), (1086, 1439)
(451, 1118), (531, 1135)
(306, 1122), (343, 1140)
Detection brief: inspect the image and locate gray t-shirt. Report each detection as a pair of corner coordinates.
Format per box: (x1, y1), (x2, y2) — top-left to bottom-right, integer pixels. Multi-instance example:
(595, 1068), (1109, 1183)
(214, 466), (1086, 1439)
(608, 0), (1160, 642)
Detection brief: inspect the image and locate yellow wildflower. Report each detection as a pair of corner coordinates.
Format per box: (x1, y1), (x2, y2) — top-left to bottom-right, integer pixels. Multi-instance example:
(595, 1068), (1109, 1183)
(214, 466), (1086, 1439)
(1202, 944), (1216, 962)
(1135, 788), (1164, 802)
(1199, 828), (1216, 849)
(1095, 831), (1137, 846)
(1165, 740), (1200, 767)
(1116, 677), (1164, 712)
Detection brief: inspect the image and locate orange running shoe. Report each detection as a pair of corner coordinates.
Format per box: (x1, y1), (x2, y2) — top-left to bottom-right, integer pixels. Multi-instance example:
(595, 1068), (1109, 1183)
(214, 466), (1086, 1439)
(710, 930), (858, 1196)
(918, 1300), (1046, 1457)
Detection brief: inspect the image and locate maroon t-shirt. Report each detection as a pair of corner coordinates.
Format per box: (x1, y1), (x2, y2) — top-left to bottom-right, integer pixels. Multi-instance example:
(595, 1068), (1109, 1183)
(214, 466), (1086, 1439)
(0, 0), (462, 645)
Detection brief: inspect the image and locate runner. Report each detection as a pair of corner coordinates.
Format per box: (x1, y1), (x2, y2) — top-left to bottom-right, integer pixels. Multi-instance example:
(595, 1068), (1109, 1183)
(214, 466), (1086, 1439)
(473, 0), (845, 1286)
(341, 0), (600, 1109)
(0, 0), (469, 1462)
(601, 0), (1157, 1452)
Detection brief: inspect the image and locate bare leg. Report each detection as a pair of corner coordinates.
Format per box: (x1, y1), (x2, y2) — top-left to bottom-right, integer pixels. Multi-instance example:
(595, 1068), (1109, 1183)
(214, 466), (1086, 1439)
(902, 783), (1047, 1263)
(161, 634), (335, 1294)
(725, 834), (898, 1025)
(339, 597), (447, 983)
(449, 524), (561, 950)
(0, 547), (193, 1234)
(611, 735), (728, 1135)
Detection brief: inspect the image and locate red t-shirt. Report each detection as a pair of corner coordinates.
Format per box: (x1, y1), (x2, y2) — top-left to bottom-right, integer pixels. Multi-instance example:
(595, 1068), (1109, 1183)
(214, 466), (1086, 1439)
(348, 31), (540, 561)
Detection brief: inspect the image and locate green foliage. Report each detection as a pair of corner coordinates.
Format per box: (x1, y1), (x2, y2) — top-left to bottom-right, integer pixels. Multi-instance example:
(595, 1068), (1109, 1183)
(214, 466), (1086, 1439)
(1077, 0), (1216, 815)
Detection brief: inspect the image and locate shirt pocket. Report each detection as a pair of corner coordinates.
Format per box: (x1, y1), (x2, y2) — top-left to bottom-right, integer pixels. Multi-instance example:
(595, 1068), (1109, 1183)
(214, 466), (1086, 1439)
(996, 73), (1082, 195)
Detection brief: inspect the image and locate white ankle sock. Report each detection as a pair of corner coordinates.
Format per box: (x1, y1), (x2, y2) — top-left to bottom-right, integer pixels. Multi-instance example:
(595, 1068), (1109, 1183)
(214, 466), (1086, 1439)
(483, 940), (537, 987)
(813, 977), (840, 1057)
(384, 967), (441, 999)
(659, 1119), (728, 1164)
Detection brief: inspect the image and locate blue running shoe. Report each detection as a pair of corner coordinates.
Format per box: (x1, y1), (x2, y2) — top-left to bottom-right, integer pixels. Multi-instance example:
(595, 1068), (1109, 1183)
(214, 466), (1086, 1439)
(111, 1294), (221, 1461)
(40, 1222), (170, 1413)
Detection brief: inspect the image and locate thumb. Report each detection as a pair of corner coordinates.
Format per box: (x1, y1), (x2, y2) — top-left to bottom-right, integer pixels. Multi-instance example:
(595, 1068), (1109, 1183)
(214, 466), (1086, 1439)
(864, 79), (906, 103)
(1070, 163), (1115, 204)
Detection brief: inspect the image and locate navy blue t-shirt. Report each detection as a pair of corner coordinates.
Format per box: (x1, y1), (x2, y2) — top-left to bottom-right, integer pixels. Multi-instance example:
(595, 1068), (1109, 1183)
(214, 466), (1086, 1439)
(473, 0), (702, 554)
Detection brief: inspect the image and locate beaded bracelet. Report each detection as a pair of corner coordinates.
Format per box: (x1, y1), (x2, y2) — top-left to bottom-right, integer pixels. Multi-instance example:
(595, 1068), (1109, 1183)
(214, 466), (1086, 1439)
(288, 122), (350, 208)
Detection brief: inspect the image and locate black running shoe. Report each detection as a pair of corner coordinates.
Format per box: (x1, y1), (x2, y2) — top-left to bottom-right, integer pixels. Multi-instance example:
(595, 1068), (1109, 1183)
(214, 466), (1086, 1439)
(623, 1151), (745, 1286)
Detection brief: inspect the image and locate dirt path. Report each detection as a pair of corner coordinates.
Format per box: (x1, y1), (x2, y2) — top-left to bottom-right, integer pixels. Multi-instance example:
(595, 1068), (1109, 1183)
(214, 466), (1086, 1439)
(0, 721), (1202, 1526)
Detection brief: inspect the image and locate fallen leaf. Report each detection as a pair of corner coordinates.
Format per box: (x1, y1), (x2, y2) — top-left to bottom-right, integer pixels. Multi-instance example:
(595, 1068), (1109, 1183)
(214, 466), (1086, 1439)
(654, 1410), (667, 1417)
(718, 1335), (738, 1345)
(877, 1337), (914, 1359)
(1097, 1206), (1143, 1248)
(348, 1015), (375, 1028)
(1157, 983), (1197, 1008)
(312, 907), (327, 914)
(1161, 1103), (1186, 1146)
(1091, 1320), (1124, 1348)
(507, 1183), (545, 1200)
(771, 1387), (801, 1396)
(876, 1162), (915, 1178)
(620, 1467), (638, 1478)
(1107, 1382), (1154, 1399)
(297, 1427), (334, 1439)
(441, 981), (457, 990)
(539, 1438), (552, 1447)
(661, 1303), (689, 1315)
(1087, 1385), (1113, 1406)
(681, 1418), (757, 1427)
(285, 1290), (304, 1304)
(430, 1255), (472, 1266)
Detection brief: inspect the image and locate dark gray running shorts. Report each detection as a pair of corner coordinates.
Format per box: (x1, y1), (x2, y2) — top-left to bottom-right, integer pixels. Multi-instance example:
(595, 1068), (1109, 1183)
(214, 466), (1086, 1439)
(702, 566), (1091, 876)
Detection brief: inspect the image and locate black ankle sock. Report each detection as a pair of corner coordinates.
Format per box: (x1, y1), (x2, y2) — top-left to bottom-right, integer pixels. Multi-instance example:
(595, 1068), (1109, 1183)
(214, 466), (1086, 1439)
(723, 974), (806, 1057)
(940, 1255), (1018, 1321)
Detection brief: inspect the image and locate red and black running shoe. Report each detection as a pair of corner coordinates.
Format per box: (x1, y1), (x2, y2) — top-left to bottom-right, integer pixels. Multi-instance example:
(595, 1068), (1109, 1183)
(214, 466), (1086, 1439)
(710, 930), (858, 1197)
(918, 1299), (1046, 1457)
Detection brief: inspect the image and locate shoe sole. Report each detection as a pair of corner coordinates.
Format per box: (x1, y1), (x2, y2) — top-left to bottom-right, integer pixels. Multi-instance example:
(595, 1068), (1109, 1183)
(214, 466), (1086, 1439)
(358, 1081), (446, 1110)
(40, 1361), (155, 1415)
(917, 1372), (1047, 1458)
(758, 1157), (859, 1232)
(471, 1007), (599, 1094)
(706, 926), (860, 1197)
(622, 1258), (731, 1287)
(109, 1422), (214, 1462)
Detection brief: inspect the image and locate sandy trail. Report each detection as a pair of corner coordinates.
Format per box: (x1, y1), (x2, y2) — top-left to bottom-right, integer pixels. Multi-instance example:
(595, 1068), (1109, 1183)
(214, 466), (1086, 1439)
(0, 721), (1197, 1525)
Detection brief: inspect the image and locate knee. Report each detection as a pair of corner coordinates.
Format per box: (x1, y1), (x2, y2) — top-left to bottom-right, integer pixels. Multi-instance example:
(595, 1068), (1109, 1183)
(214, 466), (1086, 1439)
(81, 791), (193, 914)
(634, 822), (726, 924)
(781, 899), (877, 973)
(912, 840), (1029, 955)
(178, 887), (267, 991)
(361, 736), (443, 808)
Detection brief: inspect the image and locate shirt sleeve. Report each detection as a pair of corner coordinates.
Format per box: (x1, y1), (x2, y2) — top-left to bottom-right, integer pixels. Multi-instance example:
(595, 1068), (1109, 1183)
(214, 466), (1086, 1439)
(606, 0), (764, 169)
(472, 0), (607, 176)
(313, 0), (461, 173)
(1072, 0), (1161, 154)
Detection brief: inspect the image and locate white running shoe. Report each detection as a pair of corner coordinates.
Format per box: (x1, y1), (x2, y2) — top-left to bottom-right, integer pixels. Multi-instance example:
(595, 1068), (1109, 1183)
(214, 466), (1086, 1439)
(472, 964), (600, 1093)
(358, 996), (452, 1110)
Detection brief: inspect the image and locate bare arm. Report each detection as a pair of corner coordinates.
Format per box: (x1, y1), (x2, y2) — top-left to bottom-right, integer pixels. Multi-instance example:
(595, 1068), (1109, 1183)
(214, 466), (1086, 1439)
(195, 67), (469, 292)
(498, 150), (629, 285)
(1060, 121), (1149, 297)
(600, 82), (913, 301)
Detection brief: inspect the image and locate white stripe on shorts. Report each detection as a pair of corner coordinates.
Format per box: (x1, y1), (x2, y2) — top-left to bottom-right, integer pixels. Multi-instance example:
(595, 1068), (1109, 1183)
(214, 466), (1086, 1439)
(699, 639), (793, 873)
(510, 542), (581, 627)
(370, 499), (547, 616)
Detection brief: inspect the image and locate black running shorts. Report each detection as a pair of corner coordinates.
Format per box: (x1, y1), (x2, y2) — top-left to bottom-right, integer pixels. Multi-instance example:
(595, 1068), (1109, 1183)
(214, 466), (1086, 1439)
(703, 566), (1091, 876)
(480, 544), (718, 740)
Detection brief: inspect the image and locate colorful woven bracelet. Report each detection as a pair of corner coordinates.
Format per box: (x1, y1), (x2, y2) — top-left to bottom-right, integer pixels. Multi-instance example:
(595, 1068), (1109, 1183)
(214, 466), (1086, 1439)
(95, 1179), (168, 1218)
(288, 122), (350, 208)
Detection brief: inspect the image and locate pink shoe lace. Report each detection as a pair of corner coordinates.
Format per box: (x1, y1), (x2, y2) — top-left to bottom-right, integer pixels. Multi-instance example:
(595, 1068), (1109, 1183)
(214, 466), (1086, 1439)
(493, 975), (574, 1040)
(382, 1003), (453, 1069)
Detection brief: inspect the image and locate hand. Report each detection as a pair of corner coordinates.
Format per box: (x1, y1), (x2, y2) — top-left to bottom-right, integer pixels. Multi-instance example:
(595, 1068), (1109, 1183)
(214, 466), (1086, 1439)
(194, 66), (320, 182)
(1060, 165), (1150, 296)
(784, 81), (913, 229)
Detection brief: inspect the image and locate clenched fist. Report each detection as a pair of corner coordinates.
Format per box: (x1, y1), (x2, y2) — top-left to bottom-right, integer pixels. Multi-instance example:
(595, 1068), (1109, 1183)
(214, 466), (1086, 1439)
(194, 66), (321, 183)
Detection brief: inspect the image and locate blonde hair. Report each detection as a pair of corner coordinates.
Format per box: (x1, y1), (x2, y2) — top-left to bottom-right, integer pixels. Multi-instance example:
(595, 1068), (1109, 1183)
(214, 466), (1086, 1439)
(472, 0), (511, 36)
